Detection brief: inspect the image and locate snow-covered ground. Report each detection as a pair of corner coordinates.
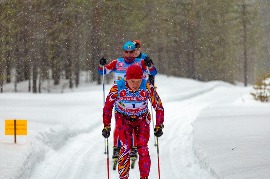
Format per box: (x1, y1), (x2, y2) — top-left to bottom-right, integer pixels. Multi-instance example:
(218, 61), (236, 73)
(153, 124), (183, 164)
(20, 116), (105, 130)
(194, 100), (270, 179)
(0, 75), (269, 179)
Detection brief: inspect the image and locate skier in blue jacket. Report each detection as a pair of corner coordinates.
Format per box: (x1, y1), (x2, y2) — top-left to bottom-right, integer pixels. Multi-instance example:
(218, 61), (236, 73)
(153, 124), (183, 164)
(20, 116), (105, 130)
(133, 40), (155, 86)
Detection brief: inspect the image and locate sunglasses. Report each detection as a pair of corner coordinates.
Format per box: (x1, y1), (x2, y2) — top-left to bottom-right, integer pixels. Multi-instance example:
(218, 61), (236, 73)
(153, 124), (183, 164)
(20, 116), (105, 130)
(124, 50), (135, 54)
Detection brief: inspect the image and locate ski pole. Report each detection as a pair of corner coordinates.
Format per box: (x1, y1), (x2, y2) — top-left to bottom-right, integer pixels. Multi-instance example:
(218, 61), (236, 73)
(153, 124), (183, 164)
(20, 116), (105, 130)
(150, 93), (161, 178)
(102, 65), (105, 105)
(102, 65), (107, 155)
(150, 84), (161, 178)
(151, 103), (161, 178)
(150, 105), (157, 146)
(106, 137), (110, 179)
(102, 65), (110, 179)
(151, 84), (158, 146)
(156, 137), (161, 179)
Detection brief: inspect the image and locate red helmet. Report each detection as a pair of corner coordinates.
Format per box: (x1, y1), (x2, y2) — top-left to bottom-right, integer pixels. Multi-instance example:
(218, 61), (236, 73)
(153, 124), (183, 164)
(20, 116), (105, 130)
(133, 40), (141, 48)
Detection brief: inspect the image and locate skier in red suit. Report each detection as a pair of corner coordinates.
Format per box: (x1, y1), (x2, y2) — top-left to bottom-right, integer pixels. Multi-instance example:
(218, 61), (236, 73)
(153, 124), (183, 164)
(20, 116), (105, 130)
(101, 64), (164, 179)
(98, 41), (157, 160)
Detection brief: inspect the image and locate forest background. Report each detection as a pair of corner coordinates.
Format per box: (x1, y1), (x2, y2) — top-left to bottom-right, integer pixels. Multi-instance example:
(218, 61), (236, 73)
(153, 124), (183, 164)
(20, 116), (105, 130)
(0, 0), (269, 93)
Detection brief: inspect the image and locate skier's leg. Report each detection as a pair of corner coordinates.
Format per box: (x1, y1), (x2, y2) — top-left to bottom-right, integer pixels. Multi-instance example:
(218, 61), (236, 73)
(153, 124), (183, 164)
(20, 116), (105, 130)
(113, 128), (120, 159)
(130, 130), (138, 158)
(113, 128), (118, 147)
(133, 129), (137, 147)
(136, 115), (151, 178)
(116, 113), (132, 179)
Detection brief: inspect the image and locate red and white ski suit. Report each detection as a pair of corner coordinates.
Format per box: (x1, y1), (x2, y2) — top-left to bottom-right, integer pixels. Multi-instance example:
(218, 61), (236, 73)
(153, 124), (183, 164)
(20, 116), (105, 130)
(103, 79), (164, 178)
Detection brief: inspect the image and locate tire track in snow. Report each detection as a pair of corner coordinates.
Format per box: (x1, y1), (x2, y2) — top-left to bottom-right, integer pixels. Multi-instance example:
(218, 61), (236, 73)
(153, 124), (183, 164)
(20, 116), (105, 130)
(30, 124), (104, 179)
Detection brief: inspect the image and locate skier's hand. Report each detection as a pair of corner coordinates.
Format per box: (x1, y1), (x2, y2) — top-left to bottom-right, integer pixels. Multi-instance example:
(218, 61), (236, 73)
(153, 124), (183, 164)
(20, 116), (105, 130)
(154, 124), (164, 137)
(144, 56), (153, 67)
(149, 75), (155, 86)
(99, 57), (107, 66)
(102, 125), (111, 138)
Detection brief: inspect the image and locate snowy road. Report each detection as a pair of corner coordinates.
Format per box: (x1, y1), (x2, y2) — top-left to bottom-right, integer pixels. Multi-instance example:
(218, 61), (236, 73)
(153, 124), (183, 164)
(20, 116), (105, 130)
(0, 75), (248, 179)
(27, 76), (244, 179)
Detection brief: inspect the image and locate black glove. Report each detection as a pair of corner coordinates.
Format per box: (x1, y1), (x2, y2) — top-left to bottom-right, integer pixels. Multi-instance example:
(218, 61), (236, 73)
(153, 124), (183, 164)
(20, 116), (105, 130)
(144, 56), (153, 67)
(99, 57), (107, 66)
(154, 124), (164, 137)
(149, 75), (155, 86)
(102, 125), (111, 138)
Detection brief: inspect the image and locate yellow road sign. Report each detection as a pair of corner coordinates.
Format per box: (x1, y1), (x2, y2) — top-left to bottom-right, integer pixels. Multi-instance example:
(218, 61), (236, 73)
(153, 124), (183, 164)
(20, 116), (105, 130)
(5, 120), (27, 135)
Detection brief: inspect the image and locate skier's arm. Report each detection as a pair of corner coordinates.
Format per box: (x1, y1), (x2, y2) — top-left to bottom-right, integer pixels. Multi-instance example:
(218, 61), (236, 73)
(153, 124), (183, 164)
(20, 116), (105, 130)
(98, 60), (117, 75)
(103, 83), (118, 126)
(142, 59), (157, 76)
(147, 82), (164, 126)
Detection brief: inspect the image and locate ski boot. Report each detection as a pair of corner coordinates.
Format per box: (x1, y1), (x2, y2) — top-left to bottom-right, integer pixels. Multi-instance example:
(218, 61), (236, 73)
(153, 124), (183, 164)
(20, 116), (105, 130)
(130, 146), (138, 169)
(112, 146), (120, 159)
(130, 146), (138, 159)
(112, 146), (120, 170)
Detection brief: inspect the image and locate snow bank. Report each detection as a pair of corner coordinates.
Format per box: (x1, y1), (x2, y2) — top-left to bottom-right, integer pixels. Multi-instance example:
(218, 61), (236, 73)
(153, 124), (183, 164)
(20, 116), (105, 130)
(193, 101), (270, 179)
(0, 123), (97, 179)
